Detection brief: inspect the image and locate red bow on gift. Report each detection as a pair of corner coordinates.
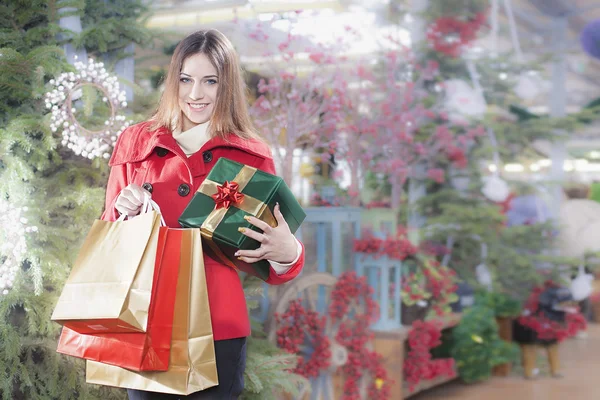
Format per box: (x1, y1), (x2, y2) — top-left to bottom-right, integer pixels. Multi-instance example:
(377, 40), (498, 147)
(212, 181), (244, 209)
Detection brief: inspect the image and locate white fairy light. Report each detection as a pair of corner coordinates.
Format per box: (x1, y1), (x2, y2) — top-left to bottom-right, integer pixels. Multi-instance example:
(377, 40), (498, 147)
(0, 200), (36, 297)
(44, 59), (132, 160)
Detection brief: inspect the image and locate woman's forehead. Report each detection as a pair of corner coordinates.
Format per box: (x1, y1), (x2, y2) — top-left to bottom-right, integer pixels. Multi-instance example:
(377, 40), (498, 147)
(181, 53), (217, 75)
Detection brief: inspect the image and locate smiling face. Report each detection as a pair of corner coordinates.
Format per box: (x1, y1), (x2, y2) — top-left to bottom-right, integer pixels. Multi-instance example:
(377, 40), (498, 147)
(178, 52), (219, 131)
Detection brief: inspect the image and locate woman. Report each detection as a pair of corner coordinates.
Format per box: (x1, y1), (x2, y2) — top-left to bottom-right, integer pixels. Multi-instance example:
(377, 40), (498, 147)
(103, 29), (305, 399)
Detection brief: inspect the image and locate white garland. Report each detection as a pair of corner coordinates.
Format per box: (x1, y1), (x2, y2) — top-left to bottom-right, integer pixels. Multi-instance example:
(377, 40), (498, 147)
(45, 58), (131, 160)
(0, 200), (37, 296)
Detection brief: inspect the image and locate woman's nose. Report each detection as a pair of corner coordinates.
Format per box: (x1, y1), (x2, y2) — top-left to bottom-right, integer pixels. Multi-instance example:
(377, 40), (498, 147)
(189, 82), (204, 100)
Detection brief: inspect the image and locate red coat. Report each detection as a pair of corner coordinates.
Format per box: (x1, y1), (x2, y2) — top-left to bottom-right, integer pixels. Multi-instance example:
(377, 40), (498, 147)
(102, 122), (305, 341)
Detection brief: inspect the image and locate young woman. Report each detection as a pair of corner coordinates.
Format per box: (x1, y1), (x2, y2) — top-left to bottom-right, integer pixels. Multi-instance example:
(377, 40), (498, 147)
(102, 29), (305, 399)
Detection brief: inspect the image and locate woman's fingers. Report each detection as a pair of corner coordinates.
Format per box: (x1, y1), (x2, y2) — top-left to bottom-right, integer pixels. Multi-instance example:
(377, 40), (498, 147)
(235, 247), (265, 260)
(243, 215), (273, 233)
(273, 203), (288, 228)
(238, 227), (266, 243)
(236, 255), (263, 264)
(116, 197), (139, 212)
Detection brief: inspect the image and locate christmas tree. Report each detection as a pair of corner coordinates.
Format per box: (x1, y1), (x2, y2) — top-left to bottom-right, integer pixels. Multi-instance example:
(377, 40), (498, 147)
(0, 1), (150, 398)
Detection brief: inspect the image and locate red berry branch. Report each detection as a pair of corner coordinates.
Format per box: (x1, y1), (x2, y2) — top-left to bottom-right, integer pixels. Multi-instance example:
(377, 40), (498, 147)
(330, 272), (391, 400)
(426, 12), (488, 57)
(353, 231), (418, 261)
(403, 320), (456, 391)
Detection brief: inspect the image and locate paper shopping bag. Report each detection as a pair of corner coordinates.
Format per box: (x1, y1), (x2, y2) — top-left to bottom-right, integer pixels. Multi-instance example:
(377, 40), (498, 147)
(52, 210), (161, 334)
(86, 228), (218, 395)
(57, 227), (183, 371)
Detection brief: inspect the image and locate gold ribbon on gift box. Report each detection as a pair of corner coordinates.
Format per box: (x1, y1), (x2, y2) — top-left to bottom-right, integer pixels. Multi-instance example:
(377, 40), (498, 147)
(198, 165), (277, 269)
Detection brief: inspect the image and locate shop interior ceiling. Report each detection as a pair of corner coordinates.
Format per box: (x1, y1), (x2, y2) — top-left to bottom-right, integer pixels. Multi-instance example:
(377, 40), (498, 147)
(145, 0), (600, 157)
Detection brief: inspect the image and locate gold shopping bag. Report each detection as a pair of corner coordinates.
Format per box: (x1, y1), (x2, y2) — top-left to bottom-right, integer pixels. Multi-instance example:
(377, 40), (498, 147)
(86, 228), (218, 395)
(52, 210), (162, 333)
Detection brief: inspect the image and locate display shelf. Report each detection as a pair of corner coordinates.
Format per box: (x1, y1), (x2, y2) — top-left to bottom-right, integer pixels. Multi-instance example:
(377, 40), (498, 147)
(403, 369), (458, 398)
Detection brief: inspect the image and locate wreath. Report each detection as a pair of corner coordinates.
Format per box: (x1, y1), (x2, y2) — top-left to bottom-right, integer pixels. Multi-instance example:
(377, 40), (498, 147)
(275, 272), (392, 400)
(275, 299), (331, 378)
(45, 58), (131, 160)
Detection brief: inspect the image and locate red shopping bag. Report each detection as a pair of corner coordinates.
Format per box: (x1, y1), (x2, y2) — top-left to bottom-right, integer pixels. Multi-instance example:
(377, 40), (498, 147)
(57, 228), (183, 371)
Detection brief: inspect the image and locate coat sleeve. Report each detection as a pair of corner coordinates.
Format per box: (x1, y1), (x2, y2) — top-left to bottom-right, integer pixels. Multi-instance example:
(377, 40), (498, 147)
(100, 127), (136, 222)
(256, 155), (306, 286)
(100, 164), (128, 222)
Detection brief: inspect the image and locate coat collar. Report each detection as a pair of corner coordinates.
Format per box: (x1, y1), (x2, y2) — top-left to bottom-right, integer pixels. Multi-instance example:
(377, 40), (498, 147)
(109, 122), (272, 166)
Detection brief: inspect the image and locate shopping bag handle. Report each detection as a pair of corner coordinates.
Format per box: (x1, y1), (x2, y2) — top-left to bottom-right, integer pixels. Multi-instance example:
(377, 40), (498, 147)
(143, 194), (166, 227)
(116, 193), (166, 226)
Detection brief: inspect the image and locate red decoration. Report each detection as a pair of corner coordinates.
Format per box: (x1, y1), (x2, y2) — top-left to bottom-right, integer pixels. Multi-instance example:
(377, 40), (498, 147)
(403, 320), (456, 391)
(353, 231), (418, 261)
(274, 272), (392, 400)
(212, 181), (244, 209)
(330, 272), (391, 400)
(310, 193), (342, 207)
(364, 201), (392, 209)
(426, 12), (488, 57)
(518, 281), (587, 342)
(275, 300), (332, 378)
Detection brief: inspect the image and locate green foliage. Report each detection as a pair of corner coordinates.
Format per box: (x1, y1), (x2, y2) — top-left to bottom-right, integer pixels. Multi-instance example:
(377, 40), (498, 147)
(241, 276), (309, 400)
(416, 138), (579, 301)
(450, 304), (519, 383)
(424, 0), (489, 19)
(474, 291), (521, 318)
(77, 0), (153, 56)
(0, 1), (152, 398)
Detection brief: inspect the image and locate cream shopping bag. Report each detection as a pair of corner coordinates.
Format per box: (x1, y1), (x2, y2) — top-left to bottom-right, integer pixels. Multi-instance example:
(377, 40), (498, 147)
(86, 228), (218, 395)
(52, 205), (162, 334)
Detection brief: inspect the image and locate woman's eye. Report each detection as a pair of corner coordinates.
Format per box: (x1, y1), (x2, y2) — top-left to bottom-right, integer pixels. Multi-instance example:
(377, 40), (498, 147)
(180, 77), (191, 83)
(206, 79), (218, 85)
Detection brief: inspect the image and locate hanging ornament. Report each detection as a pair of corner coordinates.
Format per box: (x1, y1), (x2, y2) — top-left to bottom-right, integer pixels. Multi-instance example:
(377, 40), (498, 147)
(0, 200), (37, 296)
(581, 19), (600, 60)
(571, 265), (594, 302)
(481, 175), (510, 203)
(505, 194), (549, 227)
(514, 73), (546, 100)
(475, 263), (493, 291)
(45, 58), (132, 160)
(443, 79), (486, 123)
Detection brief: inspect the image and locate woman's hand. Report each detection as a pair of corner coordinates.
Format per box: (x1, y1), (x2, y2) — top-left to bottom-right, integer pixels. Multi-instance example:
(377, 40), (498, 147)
(235, 203), (298, 264)
(115, 184), (151, 217)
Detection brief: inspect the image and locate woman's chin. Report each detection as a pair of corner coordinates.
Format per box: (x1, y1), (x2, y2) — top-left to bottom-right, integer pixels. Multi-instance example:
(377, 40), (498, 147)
(183, 114), (211, 126)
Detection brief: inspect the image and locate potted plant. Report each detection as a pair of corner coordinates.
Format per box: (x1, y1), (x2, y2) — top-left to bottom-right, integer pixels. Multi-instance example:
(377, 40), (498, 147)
(401, 256), (459, 325)
(475, 291), (521, 376)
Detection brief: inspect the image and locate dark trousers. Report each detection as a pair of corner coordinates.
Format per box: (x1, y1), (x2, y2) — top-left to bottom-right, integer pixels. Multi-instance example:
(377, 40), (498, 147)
(127, 338), (247, 400)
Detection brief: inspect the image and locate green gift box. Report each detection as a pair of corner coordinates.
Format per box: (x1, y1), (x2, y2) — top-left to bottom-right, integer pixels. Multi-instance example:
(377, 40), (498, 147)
(178, 157), (306, 281)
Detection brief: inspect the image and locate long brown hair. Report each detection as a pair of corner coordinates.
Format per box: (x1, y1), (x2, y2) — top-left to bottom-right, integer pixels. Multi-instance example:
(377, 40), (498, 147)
(149, 29), (260, 140)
